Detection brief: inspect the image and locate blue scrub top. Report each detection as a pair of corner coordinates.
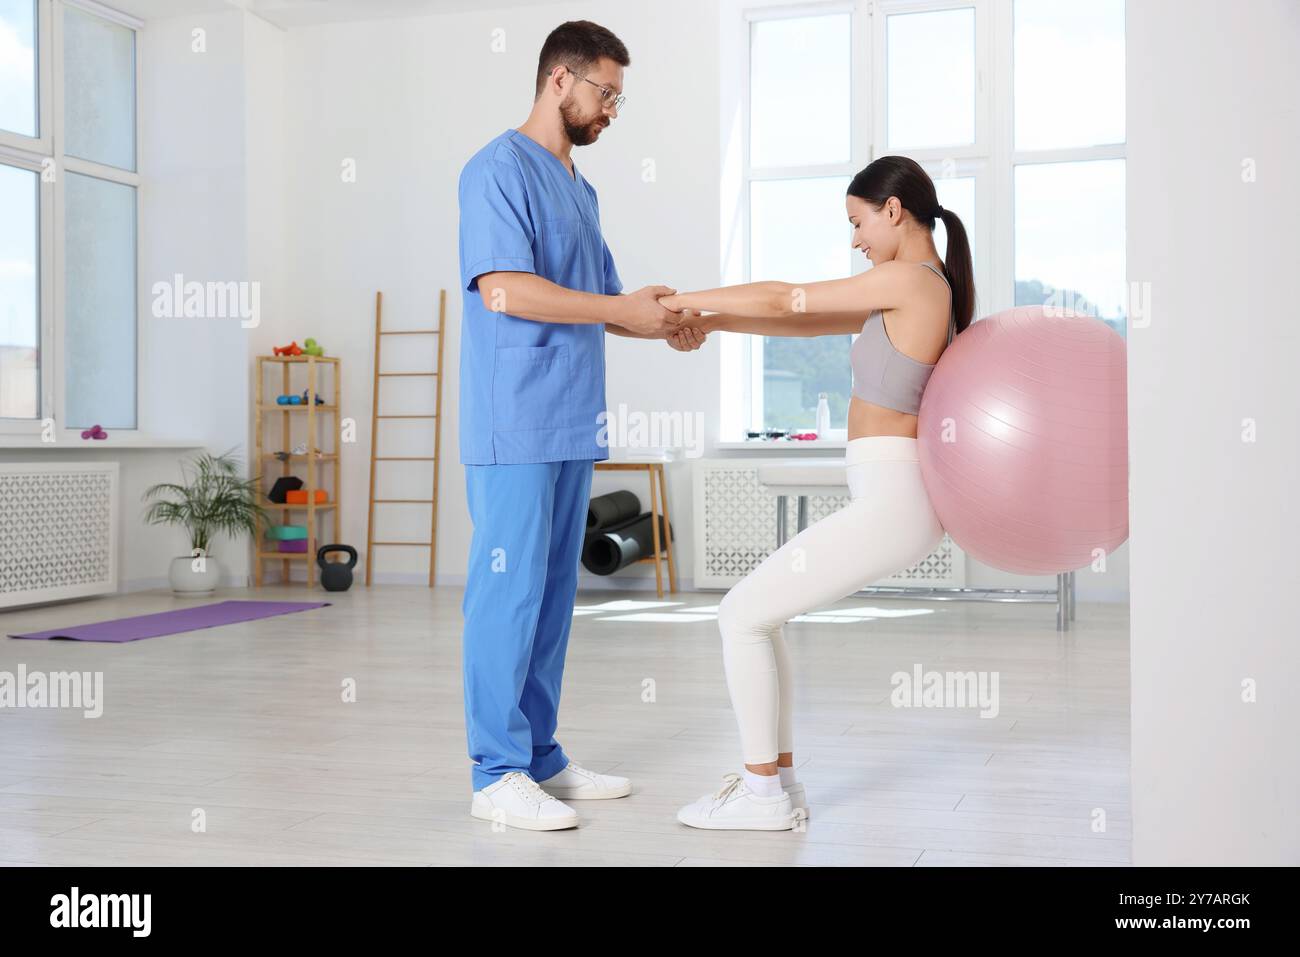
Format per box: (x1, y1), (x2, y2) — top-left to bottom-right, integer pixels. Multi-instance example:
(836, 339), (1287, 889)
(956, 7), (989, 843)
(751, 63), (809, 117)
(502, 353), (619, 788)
(457, 128), (624, 465)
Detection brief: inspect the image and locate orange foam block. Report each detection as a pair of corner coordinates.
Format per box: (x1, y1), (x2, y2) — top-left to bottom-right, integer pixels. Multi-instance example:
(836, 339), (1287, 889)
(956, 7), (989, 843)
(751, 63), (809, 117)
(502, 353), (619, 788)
(285, 489), (328, 504)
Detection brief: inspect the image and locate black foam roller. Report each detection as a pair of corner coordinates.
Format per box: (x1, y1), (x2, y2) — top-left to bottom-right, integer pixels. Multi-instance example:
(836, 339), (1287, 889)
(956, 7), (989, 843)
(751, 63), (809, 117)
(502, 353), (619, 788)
(581, 512), (673, 575)
(587, 490), (641, 530)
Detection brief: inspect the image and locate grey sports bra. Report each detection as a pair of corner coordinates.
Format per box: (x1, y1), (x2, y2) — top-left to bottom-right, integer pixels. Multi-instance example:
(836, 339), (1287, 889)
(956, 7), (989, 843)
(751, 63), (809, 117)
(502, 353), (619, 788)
(849, 261), (955, 415)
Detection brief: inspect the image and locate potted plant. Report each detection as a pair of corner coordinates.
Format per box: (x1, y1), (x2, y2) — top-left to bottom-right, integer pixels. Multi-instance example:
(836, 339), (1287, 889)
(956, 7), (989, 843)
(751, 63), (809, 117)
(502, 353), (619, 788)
(143, 449), (269, 596)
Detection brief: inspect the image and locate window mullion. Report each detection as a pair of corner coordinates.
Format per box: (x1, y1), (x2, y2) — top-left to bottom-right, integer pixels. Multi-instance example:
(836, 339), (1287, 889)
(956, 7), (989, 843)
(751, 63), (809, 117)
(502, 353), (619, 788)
(61, 0), (143, 30)
(38, 0), (53, 149)
(51, 0), (65, 433)
(1011, 144), (1127, 166)
(747, 163), (857, 181)
(990, 0), (1014, 315)
(39, 152), (55, 425)
(0, 144), (49, 172)
(62, 154), (140, 187)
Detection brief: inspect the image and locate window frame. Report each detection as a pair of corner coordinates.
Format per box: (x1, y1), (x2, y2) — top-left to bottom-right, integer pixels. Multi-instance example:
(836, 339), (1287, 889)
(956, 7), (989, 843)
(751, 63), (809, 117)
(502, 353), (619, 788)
(873, 0), (993, 335)
(872, 0), (991, 162)
(730, 0), (1125, 437)
(998, 0), (1127, 326)
(0, 0), (144, 440)
(0, 0), (52, 153)
(741, 0), (860, 434)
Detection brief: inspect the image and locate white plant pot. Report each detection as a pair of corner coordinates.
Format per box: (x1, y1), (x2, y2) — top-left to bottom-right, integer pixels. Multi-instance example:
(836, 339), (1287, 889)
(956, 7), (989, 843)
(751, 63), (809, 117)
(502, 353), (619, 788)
(169, 555), (222, 596)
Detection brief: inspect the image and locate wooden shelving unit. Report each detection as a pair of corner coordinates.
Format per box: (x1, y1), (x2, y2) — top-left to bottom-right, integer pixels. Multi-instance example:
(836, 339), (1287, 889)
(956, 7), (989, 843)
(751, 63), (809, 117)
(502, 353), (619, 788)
(253, 354), (341, 589)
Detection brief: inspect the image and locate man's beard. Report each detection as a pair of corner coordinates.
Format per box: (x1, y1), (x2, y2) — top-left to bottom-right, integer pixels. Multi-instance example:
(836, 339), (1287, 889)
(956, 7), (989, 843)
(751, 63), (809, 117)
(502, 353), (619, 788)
(560, 95), (606, 146)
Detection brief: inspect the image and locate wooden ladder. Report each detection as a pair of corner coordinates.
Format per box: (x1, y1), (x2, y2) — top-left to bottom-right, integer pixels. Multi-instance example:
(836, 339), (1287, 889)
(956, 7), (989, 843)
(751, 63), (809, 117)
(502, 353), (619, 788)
(364, 289), (446, 587)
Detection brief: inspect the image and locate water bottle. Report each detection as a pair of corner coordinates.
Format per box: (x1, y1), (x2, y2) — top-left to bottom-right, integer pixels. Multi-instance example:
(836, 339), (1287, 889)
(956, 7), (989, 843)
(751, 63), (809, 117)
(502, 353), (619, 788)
(816, 393), (830, 436)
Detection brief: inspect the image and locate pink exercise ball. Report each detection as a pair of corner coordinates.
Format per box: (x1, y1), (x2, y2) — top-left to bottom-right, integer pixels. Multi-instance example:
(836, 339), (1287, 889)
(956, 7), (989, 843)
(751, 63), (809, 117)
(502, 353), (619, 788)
(916, 305), (1129, 576)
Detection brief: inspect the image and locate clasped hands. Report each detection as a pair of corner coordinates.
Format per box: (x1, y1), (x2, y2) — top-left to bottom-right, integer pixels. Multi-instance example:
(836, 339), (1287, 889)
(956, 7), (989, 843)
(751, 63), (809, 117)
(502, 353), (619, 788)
(620, 285), (708, 352)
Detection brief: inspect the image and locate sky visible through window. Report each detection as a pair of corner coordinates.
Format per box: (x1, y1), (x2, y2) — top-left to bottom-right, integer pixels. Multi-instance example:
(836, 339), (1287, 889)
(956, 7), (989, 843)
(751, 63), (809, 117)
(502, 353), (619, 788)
(0, 166), (37, 352)
(0, 1), (36, 137)
(1, 1), (38, 366)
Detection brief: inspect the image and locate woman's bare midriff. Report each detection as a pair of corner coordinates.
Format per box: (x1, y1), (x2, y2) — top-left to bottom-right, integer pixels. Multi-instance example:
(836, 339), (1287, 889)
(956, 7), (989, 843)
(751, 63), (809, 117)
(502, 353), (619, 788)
(848, 396), (919, 440)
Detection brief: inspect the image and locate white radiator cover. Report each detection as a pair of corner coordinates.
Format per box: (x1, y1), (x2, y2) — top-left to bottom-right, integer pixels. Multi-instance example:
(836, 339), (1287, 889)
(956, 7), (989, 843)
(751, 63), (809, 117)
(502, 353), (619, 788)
(0, 462), (119, 608)
(692, 458), (963, 590)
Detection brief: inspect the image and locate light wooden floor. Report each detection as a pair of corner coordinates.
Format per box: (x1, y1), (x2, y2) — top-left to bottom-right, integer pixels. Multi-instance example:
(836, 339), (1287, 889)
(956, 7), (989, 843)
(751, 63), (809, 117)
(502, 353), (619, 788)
(0, 584), (1130, 866)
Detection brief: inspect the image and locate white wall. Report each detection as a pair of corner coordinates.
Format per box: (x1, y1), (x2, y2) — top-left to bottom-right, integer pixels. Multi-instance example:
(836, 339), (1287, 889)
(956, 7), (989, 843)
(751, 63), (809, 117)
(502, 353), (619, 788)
(140, 10), (250, 451)
(1127, 0), (1300, 864)
(244, 13), (286, 366)
(277, 2), (720, 586)
(29, 9), (258, 590)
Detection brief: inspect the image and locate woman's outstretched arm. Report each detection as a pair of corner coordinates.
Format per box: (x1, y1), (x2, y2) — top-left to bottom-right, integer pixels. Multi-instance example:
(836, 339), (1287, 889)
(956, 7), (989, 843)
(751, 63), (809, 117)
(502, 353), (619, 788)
(697, 311), (868, 337)
(660, 261), (910, 321)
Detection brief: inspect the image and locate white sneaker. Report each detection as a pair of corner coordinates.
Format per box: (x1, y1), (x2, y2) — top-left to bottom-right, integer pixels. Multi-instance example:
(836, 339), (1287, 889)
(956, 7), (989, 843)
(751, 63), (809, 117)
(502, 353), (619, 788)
(470, 771), (579, 831)
(537, 761), (632, 800)
(785, 782), (809, 820)
(676, 773), (796, 831)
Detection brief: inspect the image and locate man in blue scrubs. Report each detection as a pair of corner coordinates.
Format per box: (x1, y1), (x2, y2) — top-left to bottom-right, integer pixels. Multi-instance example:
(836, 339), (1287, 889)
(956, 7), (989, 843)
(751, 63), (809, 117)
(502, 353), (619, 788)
(458, 21), (706, 831)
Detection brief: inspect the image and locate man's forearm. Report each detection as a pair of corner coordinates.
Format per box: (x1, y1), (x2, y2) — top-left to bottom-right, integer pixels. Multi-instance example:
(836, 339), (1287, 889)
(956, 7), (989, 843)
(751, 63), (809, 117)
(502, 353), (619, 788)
(477, 271), (623, 325)
(606, 322), (658, 338)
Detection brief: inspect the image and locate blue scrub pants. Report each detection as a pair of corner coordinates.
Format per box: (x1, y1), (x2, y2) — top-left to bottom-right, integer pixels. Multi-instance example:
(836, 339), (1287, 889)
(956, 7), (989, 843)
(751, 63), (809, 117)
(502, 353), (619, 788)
(461, 458), (594, 792)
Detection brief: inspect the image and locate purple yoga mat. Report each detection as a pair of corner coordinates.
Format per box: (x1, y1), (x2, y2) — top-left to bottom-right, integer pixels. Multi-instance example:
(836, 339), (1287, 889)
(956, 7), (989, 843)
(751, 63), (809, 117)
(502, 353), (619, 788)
(8, 600), (330, 643)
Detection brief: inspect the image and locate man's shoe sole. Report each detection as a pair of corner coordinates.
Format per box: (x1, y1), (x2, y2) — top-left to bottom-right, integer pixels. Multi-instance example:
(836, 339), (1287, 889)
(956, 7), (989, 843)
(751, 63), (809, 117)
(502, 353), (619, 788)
(470, 804), (579, 831)
(542, 781), (633, 800)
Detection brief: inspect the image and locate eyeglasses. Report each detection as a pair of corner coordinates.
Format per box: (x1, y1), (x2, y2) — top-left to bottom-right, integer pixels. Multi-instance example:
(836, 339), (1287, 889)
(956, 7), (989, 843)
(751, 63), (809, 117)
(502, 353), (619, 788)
(567, 69), (626, 111)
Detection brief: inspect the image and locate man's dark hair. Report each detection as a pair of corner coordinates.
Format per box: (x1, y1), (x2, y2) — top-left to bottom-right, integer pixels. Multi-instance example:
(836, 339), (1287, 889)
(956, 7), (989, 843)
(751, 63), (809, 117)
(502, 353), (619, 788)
(535, 20), (630, 98)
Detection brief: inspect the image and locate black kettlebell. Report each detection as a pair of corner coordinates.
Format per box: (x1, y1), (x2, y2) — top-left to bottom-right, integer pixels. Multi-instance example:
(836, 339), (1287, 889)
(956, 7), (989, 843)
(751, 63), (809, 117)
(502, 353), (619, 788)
(317, 544), (357, 592)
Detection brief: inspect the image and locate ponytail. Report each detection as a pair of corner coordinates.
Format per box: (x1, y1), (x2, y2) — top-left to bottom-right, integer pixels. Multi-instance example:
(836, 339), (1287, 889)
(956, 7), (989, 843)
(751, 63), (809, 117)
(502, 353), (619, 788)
(847, 155), (976, 334)
(936, 208), (975, 333)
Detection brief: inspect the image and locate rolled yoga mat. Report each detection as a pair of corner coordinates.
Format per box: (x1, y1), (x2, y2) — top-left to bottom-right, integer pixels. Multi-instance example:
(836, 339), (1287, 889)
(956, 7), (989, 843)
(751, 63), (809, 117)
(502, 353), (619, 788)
(581, 512), (673, 576)
(586, 490), (641, 531)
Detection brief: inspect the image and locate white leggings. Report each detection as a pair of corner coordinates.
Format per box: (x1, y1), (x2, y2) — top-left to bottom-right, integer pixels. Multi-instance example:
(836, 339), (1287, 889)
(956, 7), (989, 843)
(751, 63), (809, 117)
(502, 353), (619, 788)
(717, 436), (945, 765)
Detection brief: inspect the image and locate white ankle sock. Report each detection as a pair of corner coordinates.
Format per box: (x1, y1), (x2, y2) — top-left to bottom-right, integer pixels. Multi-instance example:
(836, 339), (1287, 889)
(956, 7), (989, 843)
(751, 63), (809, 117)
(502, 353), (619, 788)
(743, 769), (783, 797)
(777, 766), (797, 787)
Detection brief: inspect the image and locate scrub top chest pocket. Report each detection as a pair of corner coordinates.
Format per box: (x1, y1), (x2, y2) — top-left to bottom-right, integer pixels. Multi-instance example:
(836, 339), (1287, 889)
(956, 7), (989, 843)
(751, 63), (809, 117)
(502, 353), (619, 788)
(537, 216), (603, 285)
(492, 343), (573, 432)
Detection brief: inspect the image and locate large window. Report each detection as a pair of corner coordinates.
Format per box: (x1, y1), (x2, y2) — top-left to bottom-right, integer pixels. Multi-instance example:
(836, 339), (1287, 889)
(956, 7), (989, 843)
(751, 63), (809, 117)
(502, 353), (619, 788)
(746, 10), (855, 433)
(0, 0), (139, 435)
(737, 0), (1125, 435)
(1010, 0), (1126, 326)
